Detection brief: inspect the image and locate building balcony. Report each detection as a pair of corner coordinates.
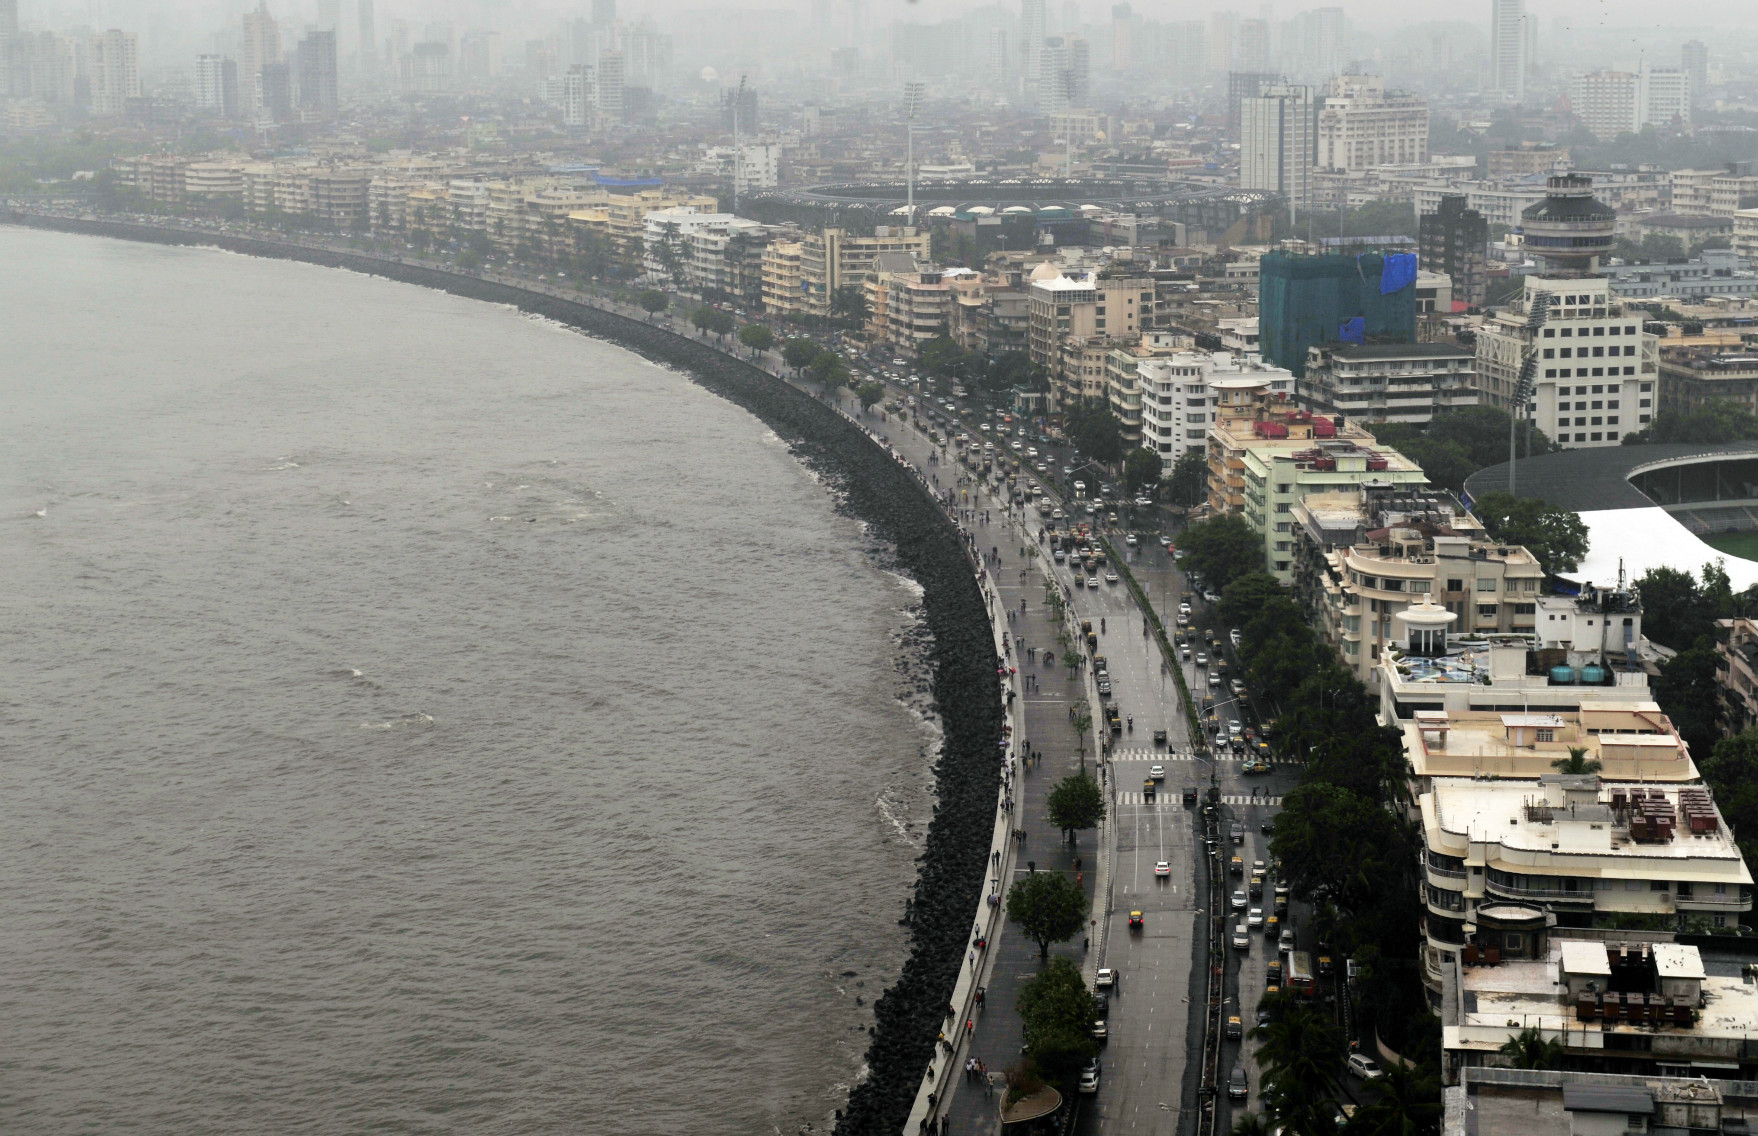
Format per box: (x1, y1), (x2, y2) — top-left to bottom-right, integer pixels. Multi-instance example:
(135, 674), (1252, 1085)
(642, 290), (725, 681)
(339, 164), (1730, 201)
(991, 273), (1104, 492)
(1426, 861), (1468, 882)
(1484, 877), (1595, 905)
(1676, 891), (1753, 910)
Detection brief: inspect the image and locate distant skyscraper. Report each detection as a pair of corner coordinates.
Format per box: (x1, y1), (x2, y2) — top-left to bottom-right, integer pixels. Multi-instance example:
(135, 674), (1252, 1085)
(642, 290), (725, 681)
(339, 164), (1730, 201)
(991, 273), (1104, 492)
(195, 52), (228, 111)
(561, 62), (592, 126)
(0, 0), (17, 37)
(0, 0), (19, 97)
(241, 2), (281, 113)
(296, 29), (337, 113)
(89, 28), (138, 116)
(1240, 82), (1313, 210)
(1208, 10), (1235, 75)
(592, 0), (615, 27)
(596, 48), (624, 123)
(1490, 0), (1526, 101)
(357, 0), (376, 77)
(1227, 70), (1278, 141)
(1236, 18), (1269, 74)
(987, 26), (1007, 90)
(1309, 7), (1344, 79)
(1020, 0), (1045, 101)
(1682, 39), (1708, 107)
(260, 59), (292, 119)
(1110, 4), (1131, 71)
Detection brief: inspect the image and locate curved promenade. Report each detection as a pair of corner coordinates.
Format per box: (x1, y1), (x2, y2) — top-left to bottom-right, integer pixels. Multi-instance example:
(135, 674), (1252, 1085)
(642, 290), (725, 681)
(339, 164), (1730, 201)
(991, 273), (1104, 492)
(2, 210), (1008, 1136)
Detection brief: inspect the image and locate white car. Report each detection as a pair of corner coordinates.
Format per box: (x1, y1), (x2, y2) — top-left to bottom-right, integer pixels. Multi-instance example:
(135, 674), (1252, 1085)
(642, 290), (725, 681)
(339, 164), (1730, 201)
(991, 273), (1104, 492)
(1248, 906), (1264, 928)
(1086, 576), (1100, 589)
(1095, 968), (1116, 990)
(1052, 509), (1065, 521)
(1079, 1063), (1101, 1094)
(1125, 534), (1139, 546)
(1347, 1054), (1385, 1080)
(1154, 861), (1171, 877)
(1149, 765), (1165, 780)
(1231, 889), (1248, 910)
(1085, 503), (1097, 515)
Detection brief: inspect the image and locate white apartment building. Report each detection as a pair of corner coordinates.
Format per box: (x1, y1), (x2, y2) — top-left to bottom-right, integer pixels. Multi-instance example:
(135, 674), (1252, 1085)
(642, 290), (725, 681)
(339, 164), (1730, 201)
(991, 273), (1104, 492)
(1419, 774), (1752, 988)
(700, 142), (781, 195)
(1315, 75), (1429, 173)
(89, 28), (138, 116)
(1301, 342), (1478, 425)
(1474, 275), (1659, 447)
(1490, 0), (1527, 101)
(1136, 351), (1294, 466)
(1410, 179), (1549, 230)
(641, 208), (754, 285)
(1240, 83), (1313, 205)
(1569, 64), (1693, 141)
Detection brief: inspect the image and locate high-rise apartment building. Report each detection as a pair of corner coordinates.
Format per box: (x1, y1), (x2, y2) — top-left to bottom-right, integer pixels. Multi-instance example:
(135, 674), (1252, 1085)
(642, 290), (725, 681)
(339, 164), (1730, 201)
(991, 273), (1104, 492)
(195, 53), (228, 113)
(1490, 0), (1525, 101)
(1568, 66), (1691, 140)
(1208, 10), (1234, 75)
(1037, 34), (1088, 113)
(1226, 70), (1277, 141)
(1638, 63), (1691, 129)
(241, 2), (281, 114)
(595, 48), (624, 124)
(1236, 18), (1269, 74)
(1315, 74), (1428, 172)
(296, 30), (337, 114)
(1020, 0), (1045, 100)
(260, 60), (292, 119)
(561, 63), (593, 126)
(987, 26), (1007, 89)
(89, 28), (138, 116)
(357, 0), (376, 79)
(1419, 195), (1489, 309)
(1240, 83), (1313, 206)
(1682, 39), (1707, 106)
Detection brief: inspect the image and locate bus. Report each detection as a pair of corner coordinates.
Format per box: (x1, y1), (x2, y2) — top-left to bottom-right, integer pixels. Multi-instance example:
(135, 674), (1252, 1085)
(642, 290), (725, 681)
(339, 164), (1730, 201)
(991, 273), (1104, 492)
(1286, 951), (1315, 996)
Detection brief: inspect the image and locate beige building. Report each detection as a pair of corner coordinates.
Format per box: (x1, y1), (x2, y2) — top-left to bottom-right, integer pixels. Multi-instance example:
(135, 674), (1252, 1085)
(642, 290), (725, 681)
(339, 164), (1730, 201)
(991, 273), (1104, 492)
(1419, 775), (1752, 995)
(1715, 617), (1758, 735)
(1026, 266), (1153, 408)
(1315, 74), (1429, 173)
(796, 227), (932, 319)
(761, 241), (804, 315)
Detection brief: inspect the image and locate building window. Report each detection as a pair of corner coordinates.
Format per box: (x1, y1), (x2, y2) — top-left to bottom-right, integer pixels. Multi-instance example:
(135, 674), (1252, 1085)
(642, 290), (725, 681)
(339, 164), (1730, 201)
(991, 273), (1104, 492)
(1446, 579), (1463, 592)
(1477, 604), (1498, 617)
(1477, 578), (1497, 592)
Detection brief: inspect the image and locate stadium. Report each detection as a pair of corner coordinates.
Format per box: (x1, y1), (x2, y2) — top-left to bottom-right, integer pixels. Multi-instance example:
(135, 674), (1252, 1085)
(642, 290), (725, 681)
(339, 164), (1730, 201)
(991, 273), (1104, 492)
(745, 177), (1282, 236)
(1465, 441), (1758, 588)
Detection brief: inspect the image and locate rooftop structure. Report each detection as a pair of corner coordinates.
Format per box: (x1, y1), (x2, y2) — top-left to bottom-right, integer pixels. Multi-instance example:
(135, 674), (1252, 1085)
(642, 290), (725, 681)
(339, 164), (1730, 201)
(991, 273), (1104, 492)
(1259, 249), (1418, 378)
(1421, 779), (1753, 996)
(1445, 1066), (1758, 1134)
(1519, 174), (1616, 274)
(1300, 341), (1478, 425)
(1440, 938), (1758, 1081)
(1404, 704), (1697, 792)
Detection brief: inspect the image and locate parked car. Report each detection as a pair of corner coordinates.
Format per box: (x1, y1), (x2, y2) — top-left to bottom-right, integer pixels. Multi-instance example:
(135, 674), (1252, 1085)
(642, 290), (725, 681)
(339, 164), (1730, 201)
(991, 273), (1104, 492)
(1228, 1065), (1249, 1101)
(1095, 968), (1116, 991)
(1348, 1054), (1384, 1080)
(1079, 1061), (1101, 1094)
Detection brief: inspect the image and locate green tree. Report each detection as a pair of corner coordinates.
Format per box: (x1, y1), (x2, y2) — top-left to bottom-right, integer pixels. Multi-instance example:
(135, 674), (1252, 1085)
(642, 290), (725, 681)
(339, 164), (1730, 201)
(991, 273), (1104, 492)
(1351, 1060), (1442, 1136)
(1498, 1027), (1564, 1069)
(653, 219), (685, 286)
(1014, 956), (1099, 1078)
(1230, 1116), (1275, 1136)
(1068, 405), (1126, 465)
(1046, 772), (1105, 841)
(1219, 572), (1287, 631)
(738, 323), (775, 354)
(1005, 871), (1089, 959)
(830, 284), (869, 327)
(856, 380), (886, 411)
(1270, 782), (1409, 918)
(1251, 1000), (1349, 1136)
(1654, 643), (1724, 775)
(1627, 399), (1758, 445)
(705, 309), (735, 336)
(637, 289), (670, 318)
(809, 350), (849, 391)
(690, 305), (717, 332)
(1703, 730), (1758, 868)
(1469, 491), (1589, 575)
(1179, 513), (1264, 590)
(780, 338), (820, 372)
(1166, 451), (1208, 508)
(983, 351), (1046, 394)
(1551, 745), (1602, 775)
(1123, 447), (1163, 494)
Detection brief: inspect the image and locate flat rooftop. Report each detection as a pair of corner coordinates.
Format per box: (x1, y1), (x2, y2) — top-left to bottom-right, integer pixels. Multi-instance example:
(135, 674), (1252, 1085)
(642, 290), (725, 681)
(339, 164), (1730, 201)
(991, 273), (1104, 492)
(1427, 779), (1749, 871)
(1451, 940), (1758, 1050)
(1404, 705), (1698, 783)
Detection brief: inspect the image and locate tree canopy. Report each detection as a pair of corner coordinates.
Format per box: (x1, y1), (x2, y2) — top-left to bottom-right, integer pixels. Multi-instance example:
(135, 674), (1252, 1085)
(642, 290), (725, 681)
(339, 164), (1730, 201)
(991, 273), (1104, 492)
(809, 350), (850, 390)
(1005, 871), (1088, 960)
(1046, 772), (1105, 839)
(1166, 451), (1208, 508)
(1371, 407), (1552, 494)
(737, 323), (775, 353)
(1066, 404), (1126, 466)
(1014, 956), (1099, 1079)
(856, 380), (886, 411)
(1178, 513), (1263, 590)
(780, 338), (820, 371)
(1123, 447), (1163, 493)
(636, 289), (670, 315)
(1469, 492), (1588, 575)
(1624, 399), (1758, 445)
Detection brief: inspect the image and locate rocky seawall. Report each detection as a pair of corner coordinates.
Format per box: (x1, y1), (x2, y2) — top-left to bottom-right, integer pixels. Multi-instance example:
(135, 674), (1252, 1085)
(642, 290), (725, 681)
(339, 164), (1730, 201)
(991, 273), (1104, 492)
(4, 212), (1004, 1136)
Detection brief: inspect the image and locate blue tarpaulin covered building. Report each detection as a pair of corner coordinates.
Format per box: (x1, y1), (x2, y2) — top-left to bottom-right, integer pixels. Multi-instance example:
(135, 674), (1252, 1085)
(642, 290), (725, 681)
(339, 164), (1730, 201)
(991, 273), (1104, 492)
(1259, 250), (1418, 377)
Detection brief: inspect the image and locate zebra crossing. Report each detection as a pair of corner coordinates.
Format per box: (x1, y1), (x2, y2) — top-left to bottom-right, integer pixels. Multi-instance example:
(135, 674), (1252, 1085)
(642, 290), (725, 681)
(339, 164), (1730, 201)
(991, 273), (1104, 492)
(1117, 791), (1282, 807)
(1109, 747), (1300, 767)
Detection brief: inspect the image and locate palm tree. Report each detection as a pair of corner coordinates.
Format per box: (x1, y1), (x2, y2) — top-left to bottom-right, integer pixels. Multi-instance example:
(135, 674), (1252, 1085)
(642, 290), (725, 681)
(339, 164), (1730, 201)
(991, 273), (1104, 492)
(1251, 1002), (1349, 1135)
(1498, 1027), (1564, 1069)
(1351, 1060), (1441, 1136)
(1231, 1115), (1274, 1136)
(1551, 745), (1602, 776)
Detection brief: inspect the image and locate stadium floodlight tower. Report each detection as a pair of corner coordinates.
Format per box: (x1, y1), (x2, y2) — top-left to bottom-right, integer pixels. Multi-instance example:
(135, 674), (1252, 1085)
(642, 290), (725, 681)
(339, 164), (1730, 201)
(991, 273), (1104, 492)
(904, 80), (926, 225)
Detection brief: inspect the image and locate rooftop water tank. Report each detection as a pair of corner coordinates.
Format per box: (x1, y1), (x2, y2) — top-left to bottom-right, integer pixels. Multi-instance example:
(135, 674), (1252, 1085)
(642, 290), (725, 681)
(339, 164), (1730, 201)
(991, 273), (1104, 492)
(1580, 664), (1607, 684)
(1549, 665), (1577, 685)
